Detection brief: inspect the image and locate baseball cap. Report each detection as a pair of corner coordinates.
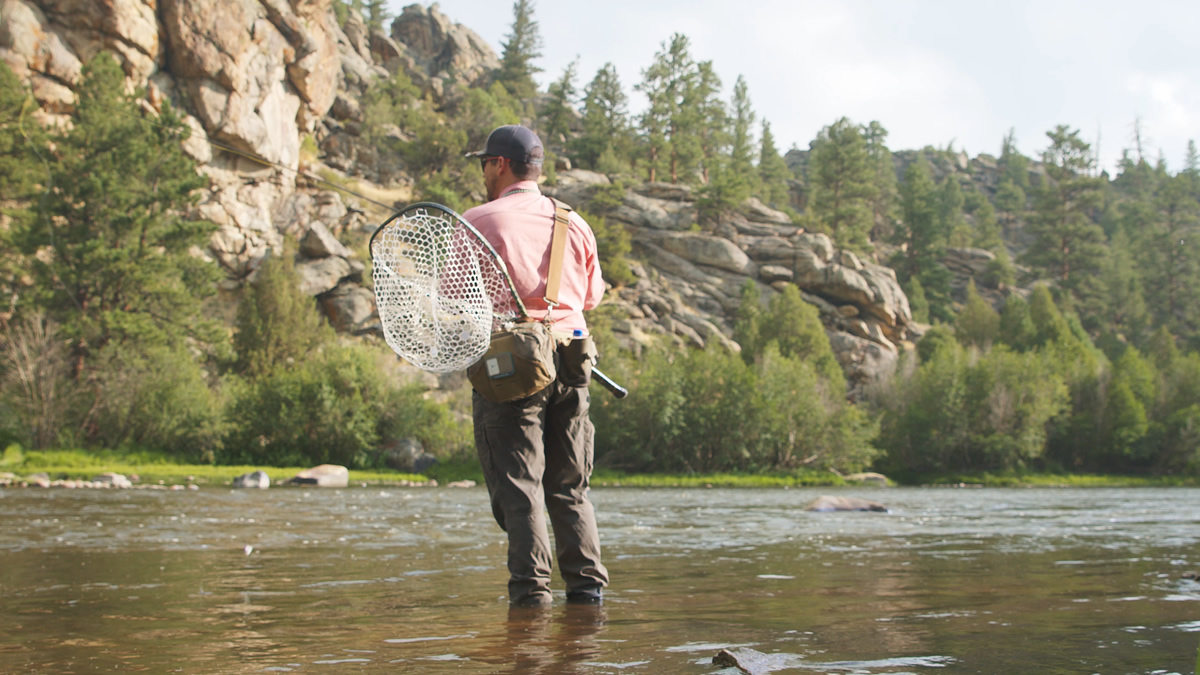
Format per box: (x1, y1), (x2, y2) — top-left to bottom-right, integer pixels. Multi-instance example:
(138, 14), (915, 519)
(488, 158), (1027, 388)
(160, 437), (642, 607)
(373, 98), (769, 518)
(464, 125), (544, 165)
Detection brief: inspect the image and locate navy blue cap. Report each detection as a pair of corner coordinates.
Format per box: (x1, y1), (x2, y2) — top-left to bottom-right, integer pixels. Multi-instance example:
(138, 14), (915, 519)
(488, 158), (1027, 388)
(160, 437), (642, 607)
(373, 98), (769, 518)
(464, 125), (544, 165)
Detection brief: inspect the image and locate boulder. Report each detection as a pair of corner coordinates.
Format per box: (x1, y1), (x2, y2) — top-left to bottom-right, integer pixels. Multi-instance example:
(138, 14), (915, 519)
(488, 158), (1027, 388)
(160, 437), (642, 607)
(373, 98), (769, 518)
(843, 472), (890, 487)
(319, 281), (377, 333)
(28, 472), (50, 488)
(382, 438), (437, 473)
(93, 472), (132, 489)
(296, 255), (352, 296)
(658, 232), (755, 276)
(299, 221), (353, 259)
(286, 464), (349, 488)
(232, 470), (270, 489)
(805, 495), (888, 512)
(613, 191), (695, 230)
(741, 197), (793, 225)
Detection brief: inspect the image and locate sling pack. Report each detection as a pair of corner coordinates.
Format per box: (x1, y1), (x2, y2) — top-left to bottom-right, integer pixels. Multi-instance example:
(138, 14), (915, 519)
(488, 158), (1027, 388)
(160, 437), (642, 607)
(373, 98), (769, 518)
(467, 198), (575, 403)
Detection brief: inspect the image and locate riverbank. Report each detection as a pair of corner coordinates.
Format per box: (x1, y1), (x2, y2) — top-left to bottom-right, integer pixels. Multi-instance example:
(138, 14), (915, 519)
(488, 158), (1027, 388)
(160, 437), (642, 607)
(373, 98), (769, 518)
(2, 447), (1195, 489)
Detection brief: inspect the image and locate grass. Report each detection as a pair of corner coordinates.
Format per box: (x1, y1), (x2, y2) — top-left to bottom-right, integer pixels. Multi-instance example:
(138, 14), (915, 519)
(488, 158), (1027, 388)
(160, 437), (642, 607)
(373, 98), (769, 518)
(910, 471), (1199, 488)
(1, 447), (428, 486)
(4, 446), (1196, 489)
(591, 469), (847, 488)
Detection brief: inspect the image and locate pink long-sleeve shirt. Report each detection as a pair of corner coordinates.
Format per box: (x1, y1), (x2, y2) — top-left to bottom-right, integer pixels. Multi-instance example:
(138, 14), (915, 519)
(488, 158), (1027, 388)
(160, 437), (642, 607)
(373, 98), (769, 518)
(462, 182), (605, 334)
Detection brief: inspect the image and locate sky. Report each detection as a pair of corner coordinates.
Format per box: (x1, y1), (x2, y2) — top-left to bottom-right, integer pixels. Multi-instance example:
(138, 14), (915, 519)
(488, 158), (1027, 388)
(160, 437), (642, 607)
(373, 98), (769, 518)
(388, 0), (1199, 173)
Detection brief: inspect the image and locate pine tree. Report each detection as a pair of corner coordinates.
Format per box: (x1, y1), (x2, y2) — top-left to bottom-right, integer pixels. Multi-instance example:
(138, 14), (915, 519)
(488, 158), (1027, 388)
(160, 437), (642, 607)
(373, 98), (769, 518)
(1023, 125), (1106, 297)
(542, 58), (578, 143)
(728, 76), (756, 182)
(863, 121), (897, 239)
(937, 174), (968, 247)
(955, 279), (1000, 349)
(0, 61), (44, 309)
(496, 0), (543, 103)
(758, 121), (791, 209)
(636, 34), (699, 183)
(1090, 225), (1147, 342)
(689, 61), (726, 184)
(893, 158), (953, 322)
(1139, 171), (1200, 339)
(807, 117), (876, 252)
(363, 0), (390, 29)
(8, 54), (220, 377)
(573, 63), (631, 172)
(234, 244), (331, 378)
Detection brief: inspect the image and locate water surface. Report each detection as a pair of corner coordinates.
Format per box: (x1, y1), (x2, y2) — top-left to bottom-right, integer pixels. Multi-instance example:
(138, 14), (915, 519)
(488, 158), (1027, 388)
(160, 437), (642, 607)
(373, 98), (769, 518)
(1, 486), (1197, 673)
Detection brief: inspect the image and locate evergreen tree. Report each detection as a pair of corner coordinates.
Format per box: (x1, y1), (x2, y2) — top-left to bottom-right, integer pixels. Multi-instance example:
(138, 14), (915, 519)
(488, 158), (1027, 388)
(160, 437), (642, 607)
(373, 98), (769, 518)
(1138, 171), (1200, 340)
(496, 0), (543, 102)
(994, 129), (1030, 234)
(234, 246), (331, 378)
(689, 61), (726, 184)
(955, 279), (1000, 349)
(807, 117), (876, 252)
(1023, 125), (1106, 297)
(997, 295), (1036, 351)
(542, 58), (578, 143)
(363, 0), (390, 29)
(728, 75), (756, 184)
(892, 158), (953, 322)
(1090, 225), (1147, 342)
(635, 35), (695, 182)
(863, 121), (898, 239)
(8, 54), (219, 377)
(757, 284), (844, 387)
(938, 174), (969, 247)
(573, 63), (631, 172)
(758, 121), (791, 209)
(0, 61), (44, 309)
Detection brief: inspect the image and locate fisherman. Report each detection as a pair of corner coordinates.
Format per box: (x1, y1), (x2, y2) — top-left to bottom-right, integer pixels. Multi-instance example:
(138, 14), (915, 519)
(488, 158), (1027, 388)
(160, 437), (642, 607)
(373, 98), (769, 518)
(463, 124), (609, 606)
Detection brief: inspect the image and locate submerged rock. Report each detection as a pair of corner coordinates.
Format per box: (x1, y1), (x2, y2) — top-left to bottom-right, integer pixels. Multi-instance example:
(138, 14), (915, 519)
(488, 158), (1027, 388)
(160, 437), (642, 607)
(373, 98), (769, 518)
(232, 470), (270, 489)
(93, 472), (132, 488)
(805, 495), (888, 512)
(286, 464), (349, 488)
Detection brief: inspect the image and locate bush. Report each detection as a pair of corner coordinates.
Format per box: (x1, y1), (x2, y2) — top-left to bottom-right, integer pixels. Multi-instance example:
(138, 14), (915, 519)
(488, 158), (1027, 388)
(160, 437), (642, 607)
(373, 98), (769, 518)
(89, 343), (225, 462)
(221, 342), (470, 469)
(592, 343), (876, 474)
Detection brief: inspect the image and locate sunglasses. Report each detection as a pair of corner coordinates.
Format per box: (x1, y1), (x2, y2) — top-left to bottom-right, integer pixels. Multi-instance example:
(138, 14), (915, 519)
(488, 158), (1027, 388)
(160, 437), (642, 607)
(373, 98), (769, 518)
(479, 156), (505, 170)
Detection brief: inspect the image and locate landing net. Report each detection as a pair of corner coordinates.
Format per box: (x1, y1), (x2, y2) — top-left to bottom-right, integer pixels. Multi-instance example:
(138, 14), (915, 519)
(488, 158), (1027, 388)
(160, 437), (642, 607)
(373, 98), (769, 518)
(370, 203), (523, 373)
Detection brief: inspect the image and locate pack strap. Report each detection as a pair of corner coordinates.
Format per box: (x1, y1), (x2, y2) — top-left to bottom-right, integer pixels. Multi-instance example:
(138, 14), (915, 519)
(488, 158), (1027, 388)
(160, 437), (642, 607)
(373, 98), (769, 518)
(543, 197), (573, 314)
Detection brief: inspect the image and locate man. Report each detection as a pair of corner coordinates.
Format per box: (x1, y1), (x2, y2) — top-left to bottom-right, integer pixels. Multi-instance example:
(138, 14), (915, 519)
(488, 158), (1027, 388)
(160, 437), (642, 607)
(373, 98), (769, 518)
(463, 124), (609, 606)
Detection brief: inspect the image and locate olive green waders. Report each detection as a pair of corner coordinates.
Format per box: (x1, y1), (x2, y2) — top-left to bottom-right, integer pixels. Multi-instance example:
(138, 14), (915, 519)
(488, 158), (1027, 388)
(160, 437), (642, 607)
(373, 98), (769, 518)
(472, 361), (609, 606)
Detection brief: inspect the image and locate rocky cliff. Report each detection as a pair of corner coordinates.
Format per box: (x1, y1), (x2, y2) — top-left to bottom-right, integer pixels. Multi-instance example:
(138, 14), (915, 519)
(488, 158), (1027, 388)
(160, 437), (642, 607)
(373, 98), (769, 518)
(1, 0), (913, 395)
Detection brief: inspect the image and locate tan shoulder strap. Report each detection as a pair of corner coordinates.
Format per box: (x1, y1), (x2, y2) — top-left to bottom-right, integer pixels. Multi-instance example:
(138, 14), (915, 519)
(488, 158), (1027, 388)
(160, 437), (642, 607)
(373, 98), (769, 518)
(543, 197), (573, 311)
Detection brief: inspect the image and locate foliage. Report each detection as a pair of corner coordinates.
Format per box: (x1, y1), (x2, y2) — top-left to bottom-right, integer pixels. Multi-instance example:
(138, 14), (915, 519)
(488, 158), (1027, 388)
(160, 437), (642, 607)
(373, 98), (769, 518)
(876, 340), (1068, 476)
(758, 121), (791, 208)
(577, 209), (635, 287)
(591, 342), (876, 474)
(495, 0), (543, 103)
(8, 54), (220, 368)
(234, 245), (332, 378)
(807, 117), (876, 252)
(572, 63), (632, 172)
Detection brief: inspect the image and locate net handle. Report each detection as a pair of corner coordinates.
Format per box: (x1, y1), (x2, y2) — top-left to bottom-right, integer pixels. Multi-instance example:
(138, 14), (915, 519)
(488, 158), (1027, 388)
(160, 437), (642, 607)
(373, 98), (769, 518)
(369, 201), (529, 319)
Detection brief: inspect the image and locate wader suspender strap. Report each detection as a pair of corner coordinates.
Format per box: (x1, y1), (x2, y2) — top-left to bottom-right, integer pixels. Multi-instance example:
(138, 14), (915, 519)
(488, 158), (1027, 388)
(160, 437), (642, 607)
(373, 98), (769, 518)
(543, 198), (573, 316)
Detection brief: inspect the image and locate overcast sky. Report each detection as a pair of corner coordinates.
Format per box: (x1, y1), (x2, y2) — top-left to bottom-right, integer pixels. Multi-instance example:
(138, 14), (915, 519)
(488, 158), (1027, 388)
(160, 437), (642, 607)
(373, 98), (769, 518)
(389, 1), (1198, 173)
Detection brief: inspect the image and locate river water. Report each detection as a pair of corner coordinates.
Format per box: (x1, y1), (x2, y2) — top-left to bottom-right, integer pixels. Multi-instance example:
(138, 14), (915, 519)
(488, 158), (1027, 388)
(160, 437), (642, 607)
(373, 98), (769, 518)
(0, 486), (1197, 674)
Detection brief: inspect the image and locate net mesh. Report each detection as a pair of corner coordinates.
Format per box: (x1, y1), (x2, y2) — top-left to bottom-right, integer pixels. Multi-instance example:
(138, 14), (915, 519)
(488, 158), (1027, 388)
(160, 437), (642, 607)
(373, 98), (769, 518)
(371, 205), (521, 373)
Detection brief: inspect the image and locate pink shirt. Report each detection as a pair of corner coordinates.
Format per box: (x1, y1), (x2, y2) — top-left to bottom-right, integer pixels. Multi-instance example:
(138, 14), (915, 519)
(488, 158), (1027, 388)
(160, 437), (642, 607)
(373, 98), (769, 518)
(463, 182), (605, 334)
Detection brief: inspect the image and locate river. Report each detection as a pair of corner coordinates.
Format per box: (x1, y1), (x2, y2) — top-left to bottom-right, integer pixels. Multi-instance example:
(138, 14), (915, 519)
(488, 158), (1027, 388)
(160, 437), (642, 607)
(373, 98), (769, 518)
(0, 486), (1197, 673)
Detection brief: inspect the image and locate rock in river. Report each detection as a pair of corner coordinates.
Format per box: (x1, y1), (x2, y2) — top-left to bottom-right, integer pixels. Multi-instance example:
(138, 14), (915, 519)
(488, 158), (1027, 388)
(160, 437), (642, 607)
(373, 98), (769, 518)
(232, 470), (270, 489)
(285, 464), (349, 488)
(805, 495), (888, 512)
